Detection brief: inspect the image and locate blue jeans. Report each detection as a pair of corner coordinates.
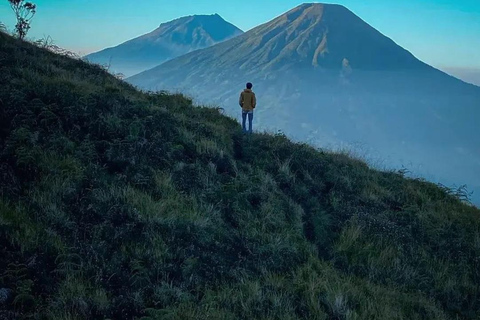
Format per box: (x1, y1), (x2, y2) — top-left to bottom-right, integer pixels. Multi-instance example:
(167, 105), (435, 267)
(242, 110), (253, 133)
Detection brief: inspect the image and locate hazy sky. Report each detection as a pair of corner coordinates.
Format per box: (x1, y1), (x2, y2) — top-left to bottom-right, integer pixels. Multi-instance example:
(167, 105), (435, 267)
(1, 0), (480, 82)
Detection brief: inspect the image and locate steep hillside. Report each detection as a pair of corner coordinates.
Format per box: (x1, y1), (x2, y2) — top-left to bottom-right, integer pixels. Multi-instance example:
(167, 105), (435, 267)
(85, 14), (243, 77)
(128, 3), (480, 206)
(1, 32), (480, 320)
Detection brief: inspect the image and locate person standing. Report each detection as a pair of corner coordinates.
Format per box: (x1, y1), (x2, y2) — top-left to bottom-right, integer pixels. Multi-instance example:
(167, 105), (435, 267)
(239, 82), (256, 134)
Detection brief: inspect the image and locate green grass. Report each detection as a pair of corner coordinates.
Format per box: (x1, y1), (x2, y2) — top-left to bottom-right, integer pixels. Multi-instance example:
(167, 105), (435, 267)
(0, 32), (479, 319)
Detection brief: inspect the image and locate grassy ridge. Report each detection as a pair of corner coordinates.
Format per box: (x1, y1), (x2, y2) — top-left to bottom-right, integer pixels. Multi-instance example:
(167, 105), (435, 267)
(0, 32), (479, 319)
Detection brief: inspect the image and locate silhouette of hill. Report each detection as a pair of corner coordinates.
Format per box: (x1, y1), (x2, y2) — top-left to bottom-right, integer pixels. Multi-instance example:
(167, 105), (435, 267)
(128, 3), (480, 205)
(443, 67), (480, 86)
(85, 14), (243, 77)
(1, 25), (480, 319)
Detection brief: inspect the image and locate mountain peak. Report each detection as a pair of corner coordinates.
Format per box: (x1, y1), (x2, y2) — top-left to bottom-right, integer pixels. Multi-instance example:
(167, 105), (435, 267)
(297, 2), (348, 9)
(159, 13), (229, 27)
(85, 13), (243, 76)
(148, 13), (243, 44)
(291, 2), (350, 12)
(277, 2), (355, 25)
(281, 3), (323, 16)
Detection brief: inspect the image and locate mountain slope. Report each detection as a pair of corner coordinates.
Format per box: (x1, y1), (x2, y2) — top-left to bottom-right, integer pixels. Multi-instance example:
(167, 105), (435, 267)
(127, 3), (434, 86)
(85, 14), (243, 77)
(1, 32), (480, 319)
(128, 3), (480, 206)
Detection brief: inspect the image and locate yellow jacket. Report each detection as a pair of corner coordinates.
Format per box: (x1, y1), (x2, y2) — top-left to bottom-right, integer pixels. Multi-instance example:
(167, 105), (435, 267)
(239, 89), (256, 111)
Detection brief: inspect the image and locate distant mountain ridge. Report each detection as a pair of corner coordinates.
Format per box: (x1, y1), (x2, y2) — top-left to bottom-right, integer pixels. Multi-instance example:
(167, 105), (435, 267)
(127, 3), (469, 92)
(127, 3), (480, 205)
(85, 14), (243, 76)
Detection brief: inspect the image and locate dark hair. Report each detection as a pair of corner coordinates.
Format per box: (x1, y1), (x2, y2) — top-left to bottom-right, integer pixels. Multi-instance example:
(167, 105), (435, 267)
(246, 82), (253, 89)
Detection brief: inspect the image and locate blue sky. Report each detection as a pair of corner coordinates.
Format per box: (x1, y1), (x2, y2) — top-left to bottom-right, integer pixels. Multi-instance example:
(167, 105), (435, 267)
(1, 0), (479, 76)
